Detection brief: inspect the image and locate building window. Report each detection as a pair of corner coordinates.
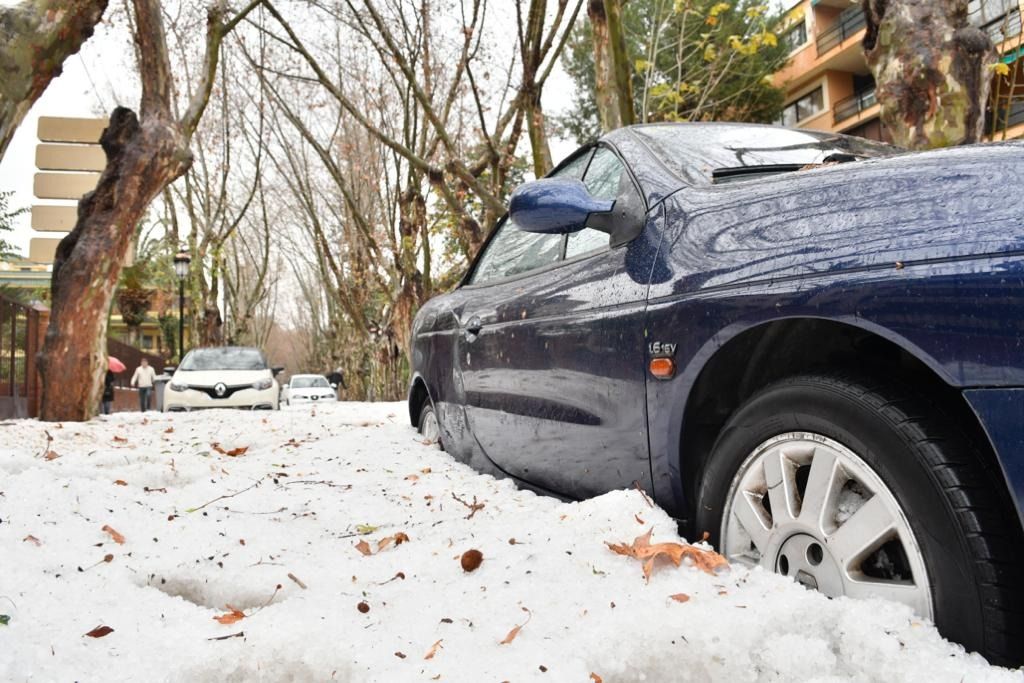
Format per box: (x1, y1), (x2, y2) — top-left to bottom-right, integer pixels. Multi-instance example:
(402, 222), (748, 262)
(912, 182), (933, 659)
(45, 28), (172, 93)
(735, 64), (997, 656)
(782, 21), (807, 51)
(141, 335), (154, 350)
(778, 87), (824, 127)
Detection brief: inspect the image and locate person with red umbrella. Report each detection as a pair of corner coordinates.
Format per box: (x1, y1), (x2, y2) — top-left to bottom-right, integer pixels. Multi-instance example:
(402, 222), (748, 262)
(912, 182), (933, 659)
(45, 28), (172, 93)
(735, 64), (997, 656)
(102, 357), (126, 415)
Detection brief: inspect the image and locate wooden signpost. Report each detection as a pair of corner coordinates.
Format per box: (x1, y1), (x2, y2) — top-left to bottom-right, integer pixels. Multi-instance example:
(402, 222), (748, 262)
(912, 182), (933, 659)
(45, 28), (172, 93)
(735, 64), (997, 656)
(30, 116), (107, 264)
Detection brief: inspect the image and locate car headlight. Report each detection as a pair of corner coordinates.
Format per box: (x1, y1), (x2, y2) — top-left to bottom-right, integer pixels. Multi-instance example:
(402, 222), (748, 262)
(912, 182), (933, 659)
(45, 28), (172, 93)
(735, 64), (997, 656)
(169, 381), (189, 392)
(252, 378), (273, 391)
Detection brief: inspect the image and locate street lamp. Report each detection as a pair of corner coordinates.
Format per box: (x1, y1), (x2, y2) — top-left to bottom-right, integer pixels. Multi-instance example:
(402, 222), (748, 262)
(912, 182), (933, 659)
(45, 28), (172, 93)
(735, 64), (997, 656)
(173, 252), (190, 362)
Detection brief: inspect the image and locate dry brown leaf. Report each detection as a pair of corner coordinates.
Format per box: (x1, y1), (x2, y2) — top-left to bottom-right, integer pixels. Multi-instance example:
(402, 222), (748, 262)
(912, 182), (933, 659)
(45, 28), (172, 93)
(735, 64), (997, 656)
(420, 467), (432, 474)
(634, 513), (645, 524)
(357, 532), (410, 556)
(101, 525), (126, 545)
(44, 450), (61, 461)
(590, 674), (603, 683)
(670, 593), (690, 603)
(213, 606), (245, 625)
(606, 528), (728, 582)
(499, 624), (523, 645)
(424, 638), (443, 660)
(355, 539), (373, 556)
(211, 442), (249, 457)
(114, 480), (128, 486)
(112, 435), (128, 443)
(84, 625), (114, 638)
(23, 534), (41, 546)
(404, 473), (419, 482)
(461, 549), (483, 572)
(164, 427), (174, 434)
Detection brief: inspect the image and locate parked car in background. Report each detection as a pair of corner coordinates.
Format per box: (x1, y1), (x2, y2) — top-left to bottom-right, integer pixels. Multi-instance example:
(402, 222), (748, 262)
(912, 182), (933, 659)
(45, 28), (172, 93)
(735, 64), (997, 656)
(408, 122), (1024, 666)
(164, 347), (282, 411)
(282, 374), (337, 406)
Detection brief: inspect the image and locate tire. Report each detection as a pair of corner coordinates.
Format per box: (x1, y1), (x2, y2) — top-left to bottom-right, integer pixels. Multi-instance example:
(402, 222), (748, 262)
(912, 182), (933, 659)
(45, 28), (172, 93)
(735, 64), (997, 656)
(695, 373), (1024, 666)
(417, 402), (444, 451)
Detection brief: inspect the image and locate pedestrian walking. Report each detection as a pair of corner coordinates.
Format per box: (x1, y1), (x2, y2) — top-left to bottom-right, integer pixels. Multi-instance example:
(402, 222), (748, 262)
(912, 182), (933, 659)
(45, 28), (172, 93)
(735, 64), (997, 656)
(101, 370), (116, 415)
(326, 367), (346, 399)
(131, 358), (157, 412)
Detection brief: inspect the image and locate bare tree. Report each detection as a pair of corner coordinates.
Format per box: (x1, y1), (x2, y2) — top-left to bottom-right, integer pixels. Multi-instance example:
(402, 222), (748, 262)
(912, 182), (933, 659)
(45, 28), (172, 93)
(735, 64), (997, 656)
(863, 0), (995, 148)
(0, 0), (108, 159)
(38, 0), (260, 422)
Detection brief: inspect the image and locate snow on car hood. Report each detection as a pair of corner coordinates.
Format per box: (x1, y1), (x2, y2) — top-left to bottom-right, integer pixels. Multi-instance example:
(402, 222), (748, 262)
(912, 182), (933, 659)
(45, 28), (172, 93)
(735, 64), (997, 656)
(171, 369), (271, 387)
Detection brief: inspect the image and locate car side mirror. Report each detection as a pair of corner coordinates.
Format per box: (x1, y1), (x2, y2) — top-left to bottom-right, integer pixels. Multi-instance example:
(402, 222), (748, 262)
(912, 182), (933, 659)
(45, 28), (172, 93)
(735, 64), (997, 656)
(510, 176), (645, 247)
(164, 366), (176, 374)
(272, 366), (284, 377)
(509, 178), (613, 235)
(330, 383), (338, 389)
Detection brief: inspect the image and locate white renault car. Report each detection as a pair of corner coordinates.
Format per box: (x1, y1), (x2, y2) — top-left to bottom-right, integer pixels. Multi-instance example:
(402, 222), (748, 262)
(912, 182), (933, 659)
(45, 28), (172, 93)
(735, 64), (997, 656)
(164, 347), (282, 411)
(282, 374), (337, 406)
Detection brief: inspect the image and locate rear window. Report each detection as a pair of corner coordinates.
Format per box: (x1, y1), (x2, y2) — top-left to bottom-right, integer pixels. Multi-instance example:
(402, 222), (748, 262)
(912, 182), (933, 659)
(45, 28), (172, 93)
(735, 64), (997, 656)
(180, 348), (267, 371)
(630, 124), (900, 185)
(291, 376), (329, 389)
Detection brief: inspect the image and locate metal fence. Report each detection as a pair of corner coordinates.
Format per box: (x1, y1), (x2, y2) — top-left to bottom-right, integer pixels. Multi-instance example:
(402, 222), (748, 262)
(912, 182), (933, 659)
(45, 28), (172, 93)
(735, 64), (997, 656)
(0, 296), (43, 419)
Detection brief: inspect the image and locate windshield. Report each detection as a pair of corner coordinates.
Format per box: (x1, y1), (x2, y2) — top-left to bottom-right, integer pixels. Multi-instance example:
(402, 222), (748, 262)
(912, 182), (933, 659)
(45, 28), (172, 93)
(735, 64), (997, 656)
(630, 124), (901, 185)
(180, 348), (268, 372)
(291, 376), (329, 389)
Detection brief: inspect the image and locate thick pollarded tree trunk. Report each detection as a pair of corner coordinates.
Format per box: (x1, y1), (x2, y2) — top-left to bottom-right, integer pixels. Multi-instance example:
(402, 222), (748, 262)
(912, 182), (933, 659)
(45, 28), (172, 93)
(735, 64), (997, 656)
(37, 0), (259, 421)
(863, 0), (994, 148)
(588, 0), (634, 132)
(0, 0), (108, 160)
(39, 108), (190, 420)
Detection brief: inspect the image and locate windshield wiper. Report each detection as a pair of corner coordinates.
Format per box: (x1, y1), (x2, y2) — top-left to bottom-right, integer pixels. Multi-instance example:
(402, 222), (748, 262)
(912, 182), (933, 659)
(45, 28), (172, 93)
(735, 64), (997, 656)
(712, 153), (863, 184)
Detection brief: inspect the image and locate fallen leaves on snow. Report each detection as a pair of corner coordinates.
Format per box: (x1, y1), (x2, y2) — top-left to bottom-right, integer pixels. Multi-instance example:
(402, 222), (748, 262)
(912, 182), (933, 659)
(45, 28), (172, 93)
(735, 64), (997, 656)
(355, 532), (411, 556)
(23, 534), (41, 546)
(606, 528), (728, 582)
(84, 625), (114, 638)
(101, 525), (126, 545)
(670, 593), (691, 603)
(424, 639), (443, 660)
(211, 442), (249, 457)
(213, 606), (245, 625)
(498, 607), (531, 645)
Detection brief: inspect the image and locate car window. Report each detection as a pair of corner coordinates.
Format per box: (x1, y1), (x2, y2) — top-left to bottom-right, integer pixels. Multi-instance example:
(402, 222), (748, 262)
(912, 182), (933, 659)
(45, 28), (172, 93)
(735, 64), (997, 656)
(565, 147), (630, 258)
(470, 217), (564, 284)
(291, 376), (329, 389)
(180, 348), (267, 371)
(469, 150), (596, 285)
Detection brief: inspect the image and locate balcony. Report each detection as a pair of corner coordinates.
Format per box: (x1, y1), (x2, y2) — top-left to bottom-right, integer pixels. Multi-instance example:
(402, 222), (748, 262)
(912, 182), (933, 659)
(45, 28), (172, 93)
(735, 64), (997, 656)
(987, 100), (1024, 132)
(834, 87), (877, 124)
(816, 7), (866, 56)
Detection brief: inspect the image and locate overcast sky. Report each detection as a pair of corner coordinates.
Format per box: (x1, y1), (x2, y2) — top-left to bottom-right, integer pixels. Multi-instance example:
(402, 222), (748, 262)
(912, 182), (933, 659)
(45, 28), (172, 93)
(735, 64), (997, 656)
(0, 4), (578, 259)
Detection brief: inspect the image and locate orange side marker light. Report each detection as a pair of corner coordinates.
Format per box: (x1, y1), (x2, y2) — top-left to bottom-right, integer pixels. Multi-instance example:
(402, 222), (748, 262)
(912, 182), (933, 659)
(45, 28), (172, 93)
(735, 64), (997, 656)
(649, 357), (676, 379)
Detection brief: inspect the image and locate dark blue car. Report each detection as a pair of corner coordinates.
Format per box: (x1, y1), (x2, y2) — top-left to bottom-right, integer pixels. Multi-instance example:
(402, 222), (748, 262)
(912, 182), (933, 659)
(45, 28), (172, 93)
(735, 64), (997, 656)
(408, 123), (1024, 665)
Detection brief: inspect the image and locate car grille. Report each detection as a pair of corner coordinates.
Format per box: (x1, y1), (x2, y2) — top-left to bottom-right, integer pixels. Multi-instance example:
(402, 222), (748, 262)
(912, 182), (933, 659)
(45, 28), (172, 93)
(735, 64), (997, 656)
(192, 384), (252, 399)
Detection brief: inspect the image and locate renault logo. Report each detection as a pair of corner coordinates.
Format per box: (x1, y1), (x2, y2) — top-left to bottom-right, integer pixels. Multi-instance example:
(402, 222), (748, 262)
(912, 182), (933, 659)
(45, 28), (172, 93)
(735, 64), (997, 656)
(214, 383), (227, 397)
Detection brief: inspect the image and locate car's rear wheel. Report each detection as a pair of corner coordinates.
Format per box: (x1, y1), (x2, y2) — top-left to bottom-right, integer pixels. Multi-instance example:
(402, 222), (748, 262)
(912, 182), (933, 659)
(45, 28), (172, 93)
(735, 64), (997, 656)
(417, 403), (443, 450)
(695, 373), (1024, 666)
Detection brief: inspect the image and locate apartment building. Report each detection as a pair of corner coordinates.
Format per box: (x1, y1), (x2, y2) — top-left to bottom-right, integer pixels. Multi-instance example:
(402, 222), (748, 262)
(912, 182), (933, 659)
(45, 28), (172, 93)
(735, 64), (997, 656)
(773, 0), (1024, 142)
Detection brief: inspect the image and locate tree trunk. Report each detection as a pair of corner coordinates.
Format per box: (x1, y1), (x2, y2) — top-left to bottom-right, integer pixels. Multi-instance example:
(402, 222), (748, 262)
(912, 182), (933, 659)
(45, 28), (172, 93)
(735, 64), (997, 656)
(0, 0), (108, 160)
(525, 92), (553, 177)
(39, 108), (190, 420)
(863, 0), (994, 148)
(588, 0), (634, 132)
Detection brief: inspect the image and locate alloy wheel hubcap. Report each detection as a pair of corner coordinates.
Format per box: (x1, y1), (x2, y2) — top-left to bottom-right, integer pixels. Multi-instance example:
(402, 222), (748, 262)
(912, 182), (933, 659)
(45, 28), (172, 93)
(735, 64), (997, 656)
(721, 432), (933, 620)
(421, 410), (440, 446)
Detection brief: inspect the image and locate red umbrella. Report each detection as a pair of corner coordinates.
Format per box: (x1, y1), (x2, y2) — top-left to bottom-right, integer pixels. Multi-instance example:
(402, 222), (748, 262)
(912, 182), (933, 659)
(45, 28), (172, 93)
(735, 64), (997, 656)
(108, 356), (126, 373)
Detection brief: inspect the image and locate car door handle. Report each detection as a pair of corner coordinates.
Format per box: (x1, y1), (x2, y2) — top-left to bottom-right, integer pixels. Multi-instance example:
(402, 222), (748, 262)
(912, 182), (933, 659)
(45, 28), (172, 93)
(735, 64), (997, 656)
(465, 317), (483, 336)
